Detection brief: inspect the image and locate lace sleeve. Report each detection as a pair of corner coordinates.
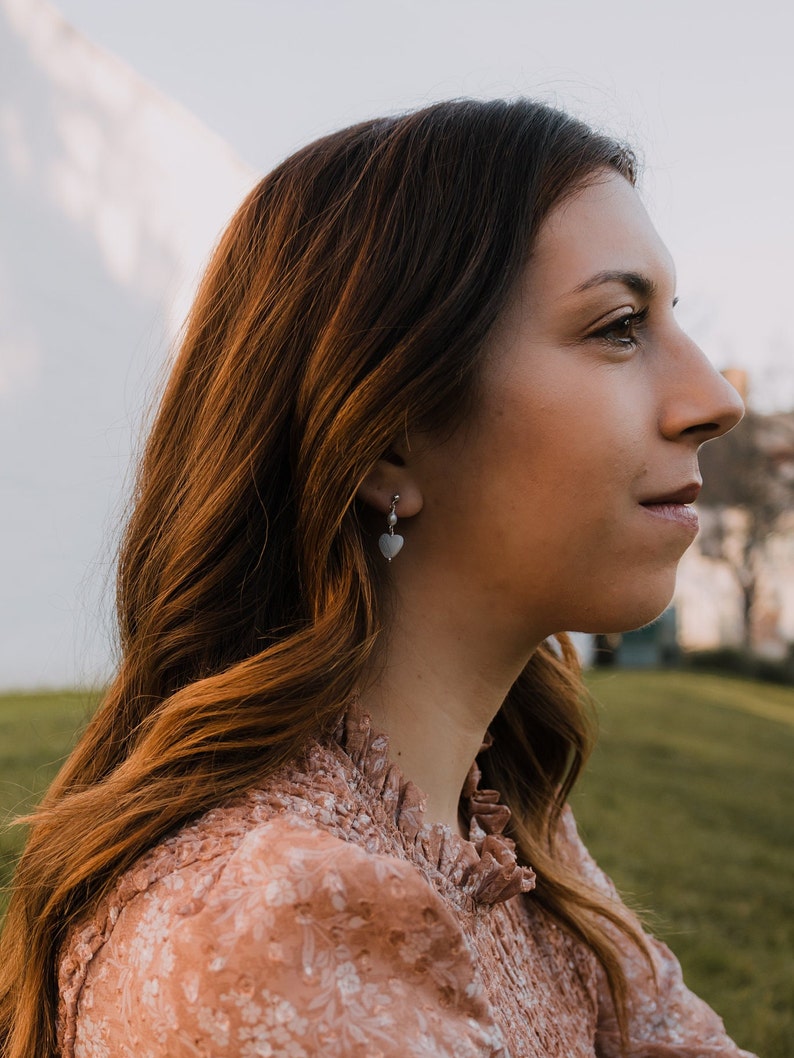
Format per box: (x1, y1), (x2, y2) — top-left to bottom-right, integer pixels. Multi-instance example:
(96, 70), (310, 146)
(557, 808), (758, 1058)
(69, 815), (505, 1058)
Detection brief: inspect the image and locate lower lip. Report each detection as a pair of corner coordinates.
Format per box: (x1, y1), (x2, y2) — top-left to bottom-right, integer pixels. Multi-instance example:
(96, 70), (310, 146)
(640, 503), (699, 533)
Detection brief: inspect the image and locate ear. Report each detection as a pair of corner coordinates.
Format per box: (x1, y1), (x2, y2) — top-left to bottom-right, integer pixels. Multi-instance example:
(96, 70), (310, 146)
(356, 449), (423, 518)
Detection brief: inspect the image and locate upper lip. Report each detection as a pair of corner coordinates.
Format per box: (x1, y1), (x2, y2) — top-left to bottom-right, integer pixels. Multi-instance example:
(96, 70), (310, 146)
(640, 482), (702, 505)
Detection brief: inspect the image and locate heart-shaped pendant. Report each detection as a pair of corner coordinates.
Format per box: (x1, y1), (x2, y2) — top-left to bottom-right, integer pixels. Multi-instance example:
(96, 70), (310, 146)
(378, 532), (404, 561)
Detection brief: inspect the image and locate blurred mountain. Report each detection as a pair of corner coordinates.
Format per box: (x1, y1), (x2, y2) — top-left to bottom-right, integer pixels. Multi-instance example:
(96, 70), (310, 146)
(0, 0), (254, 687)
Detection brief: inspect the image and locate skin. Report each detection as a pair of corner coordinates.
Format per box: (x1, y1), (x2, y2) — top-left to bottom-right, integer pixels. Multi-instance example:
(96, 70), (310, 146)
(356, 171), (745, 838)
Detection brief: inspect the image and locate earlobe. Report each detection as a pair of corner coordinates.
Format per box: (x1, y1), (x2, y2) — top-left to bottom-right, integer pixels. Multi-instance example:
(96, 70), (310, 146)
(356, 460), (423, 519)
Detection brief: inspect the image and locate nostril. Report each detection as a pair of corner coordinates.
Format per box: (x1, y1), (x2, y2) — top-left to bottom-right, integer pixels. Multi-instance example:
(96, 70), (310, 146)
(685, 421), (720, 436)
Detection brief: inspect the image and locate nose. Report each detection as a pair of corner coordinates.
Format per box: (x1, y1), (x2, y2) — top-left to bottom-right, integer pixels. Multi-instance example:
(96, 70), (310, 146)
(659, 333), (745, 444)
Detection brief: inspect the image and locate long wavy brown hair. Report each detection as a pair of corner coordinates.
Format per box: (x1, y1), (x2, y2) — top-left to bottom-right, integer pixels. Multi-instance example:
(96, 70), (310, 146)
(0, 98), (649, 1057)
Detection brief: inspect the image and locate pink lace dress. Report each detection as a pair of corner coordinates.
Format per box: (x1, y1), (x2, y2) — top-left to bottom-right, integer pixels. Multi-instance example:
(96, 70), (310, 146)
(57, 705), (756, 1057)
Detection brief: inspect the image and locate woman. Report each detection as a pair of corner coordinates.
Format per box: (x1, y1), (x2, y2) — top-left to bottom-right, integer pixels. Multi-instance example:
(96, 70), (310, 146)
(0, 98), (753, 1057)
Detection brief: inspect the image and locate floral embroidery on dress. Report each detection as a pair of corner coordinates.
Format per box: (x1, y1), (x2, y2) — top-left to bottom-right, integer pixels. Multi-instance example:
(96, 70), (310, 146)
(56, 701), (756, 1058)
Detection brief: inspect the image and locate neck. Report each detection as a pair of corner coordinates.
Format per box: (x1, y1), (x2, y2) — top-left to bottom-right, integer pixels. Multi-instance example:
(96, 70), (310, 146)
(358, 579), (543, 838)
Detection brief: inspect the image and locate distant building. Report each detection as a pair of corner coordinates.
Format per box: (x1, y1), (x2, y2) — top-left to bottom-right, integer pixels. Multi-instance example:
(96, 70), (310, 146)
(676, 406), (794, 658)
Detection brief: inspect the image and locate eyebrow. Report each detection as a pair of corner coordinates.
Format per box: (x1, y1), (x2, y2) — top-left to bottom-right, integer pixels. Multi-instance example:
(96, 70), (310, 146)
(570, 270), (657, 299)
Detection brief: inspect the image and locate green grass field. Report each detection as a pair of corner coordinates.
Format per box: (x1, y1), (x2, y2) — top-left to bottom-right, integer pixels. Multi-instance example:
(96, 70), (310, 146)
(0, 689), (102, 907)
(1, 672), (792, 1055)
(575, 670), (794, 1057)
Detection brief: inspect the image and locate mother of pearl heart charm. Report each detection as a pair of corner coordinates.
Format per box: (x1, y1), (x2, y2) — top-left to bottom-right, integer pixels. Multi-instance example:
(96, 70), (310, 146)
(379, 493), (403, 562)
(379, 531), (404, 561)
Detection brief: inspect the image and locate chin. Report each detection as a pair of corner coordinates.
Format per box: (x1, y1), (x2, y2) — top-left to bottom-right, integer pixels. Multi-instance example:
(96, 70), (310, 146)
(570, 574), (677, 635)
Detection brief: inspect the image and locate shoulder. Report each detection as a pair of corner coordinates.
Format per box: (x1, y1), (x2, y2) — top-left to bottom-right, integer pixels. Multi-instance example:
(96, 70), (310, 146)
(168, 810), (465, 949)
(63, 814), (490, 1058)
(100, 811), (468, 972)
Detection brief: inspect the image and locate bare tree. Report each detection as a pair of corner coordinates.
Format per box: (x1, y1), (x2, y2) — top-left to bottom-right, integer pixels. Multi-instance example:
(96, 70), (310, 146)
(698, 410), (794, 649)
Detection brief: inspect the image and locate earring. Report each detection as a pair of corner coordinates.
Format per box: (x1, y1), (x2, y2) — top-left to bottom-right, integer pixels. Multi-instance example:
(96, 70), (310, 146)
(378, 494), (403, 562)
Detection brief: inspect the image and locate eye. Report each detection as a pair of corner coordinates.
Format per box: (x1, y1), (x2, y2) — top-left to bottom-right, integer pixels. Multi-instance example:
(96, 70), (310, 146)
(592, 307), (649, 349)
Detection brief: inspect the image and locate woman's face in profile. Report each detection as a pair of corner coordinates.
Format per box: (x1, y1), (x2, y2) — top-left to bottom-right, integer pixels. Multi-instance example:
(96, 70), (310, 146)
(406, 171), (744, 645)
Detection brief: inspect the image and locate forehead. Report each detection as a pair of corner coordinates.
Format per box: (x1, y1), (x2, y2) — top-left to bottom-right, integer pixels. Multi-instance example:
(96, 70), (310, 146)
(525, 171), (675, 303)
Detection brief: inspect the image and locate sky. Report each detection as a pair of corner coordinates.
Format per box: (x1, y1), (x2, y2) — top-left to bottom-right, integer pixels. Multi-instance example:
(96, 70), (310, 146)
(50, 0), (794, 409)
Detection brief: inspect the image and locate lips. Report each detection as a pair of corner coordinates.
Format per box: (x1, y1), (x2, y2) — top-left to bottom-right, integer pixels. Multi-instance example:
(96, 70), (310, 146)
(638, 482), (701, 534)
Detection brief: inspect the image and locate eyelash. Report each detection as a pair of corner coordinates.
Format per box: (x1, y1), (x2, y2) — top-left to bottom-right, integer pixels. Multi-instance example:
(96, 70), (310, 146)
(592, 306), (650, 349)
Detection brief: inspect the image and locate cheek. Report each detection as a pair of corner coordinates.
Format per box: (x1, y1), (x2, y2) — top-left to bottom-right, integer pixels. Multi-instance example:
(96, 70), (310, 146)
(490, 384), (641, 512)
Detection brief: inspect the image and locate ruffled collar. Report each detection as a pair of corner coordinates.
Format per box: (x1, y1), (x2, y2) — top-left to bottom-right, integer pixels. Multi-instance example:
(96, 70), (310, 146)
(332, 701), (536, 909)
